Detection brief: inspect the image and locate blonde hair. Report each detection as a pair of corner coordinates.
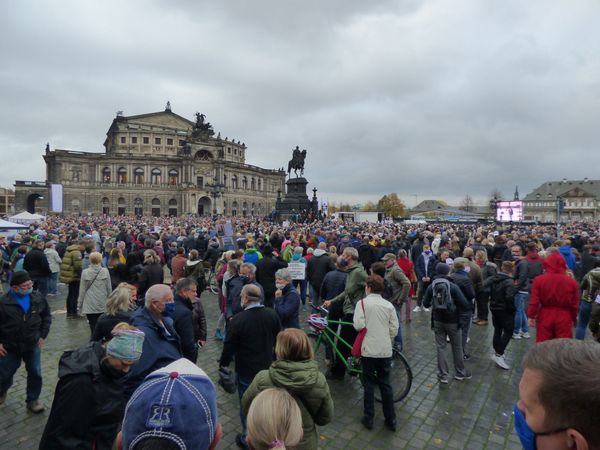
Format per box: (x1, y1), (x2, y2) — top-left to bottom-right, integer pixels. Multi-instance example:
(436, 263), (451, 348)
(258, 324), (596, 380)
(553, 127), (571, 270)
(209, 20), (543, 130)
(247, 388), (303, 450)
(475, 250), (488, 262)
(106, 286), (133, 315)
(143, 249), (160, 264)
(275, 328), (314, 361)
(89, 251), (103, 265)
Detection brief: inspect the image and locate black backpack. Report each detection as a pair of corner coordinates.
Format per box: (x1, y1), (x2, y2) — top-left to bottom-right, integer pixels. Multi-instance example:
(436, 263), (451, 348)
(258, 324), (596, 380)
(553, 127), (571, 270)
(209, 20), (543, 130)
(431, 278), (455, 312)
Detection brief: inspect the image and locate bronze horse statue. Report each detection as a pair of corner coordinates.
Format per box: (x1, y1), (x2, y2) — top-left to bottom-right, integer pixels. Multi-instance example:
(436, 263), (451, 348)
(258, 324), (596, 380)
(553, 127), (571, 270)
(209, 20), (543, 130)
(287, 146), (307, 178)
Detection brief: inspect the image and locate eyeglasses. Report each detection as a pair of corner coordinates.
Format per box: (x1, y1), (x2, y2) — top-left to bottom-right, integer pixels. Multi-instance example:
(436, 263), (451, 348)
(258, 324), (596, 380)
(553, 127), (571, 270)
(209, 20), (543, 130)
(536, 426), (572, 437)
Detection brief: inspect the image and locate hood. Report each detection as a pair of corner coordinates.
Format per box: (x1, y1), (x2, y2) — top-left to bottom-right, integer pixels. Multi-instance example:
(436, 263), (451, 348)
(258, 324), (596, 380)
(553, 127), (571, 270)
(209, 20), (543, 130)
(543, 252), (567, 274)
(186, 259), (202, 267)
(586, 268), (600, 281)
(268, 359), (320, 392)
(292, 253), (304, 261)
(559, 246), (573, 258)
(209, 242), (219, 248)
(313, 249), (327, 257)
(491, 272), (512, 282)
(58, 342), (103, 379)
(245, 248), (259, 254)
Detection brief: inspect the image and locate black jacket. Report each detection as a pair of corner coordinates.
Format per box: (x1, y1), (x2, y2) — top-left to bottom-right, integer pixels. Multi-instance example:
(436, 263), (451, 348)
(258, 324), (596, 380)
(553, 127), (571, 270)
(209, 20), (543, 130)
(451, 271), (475, 316)
(227, 277), (264, 316)
(203, 244), (222, 268)
(423, 276), (470, 324)
(358, 244), (378, 273)
(320, 269), (347, 301)
(255, 255), (288, 296)
(486, 272), (516, 313)
(39, 342), (125, 450)
(480, 262), (498, 294)
(0, 290), (51, 353)
(138, 263), (164, 299)
(91, 311), (132, 343)
(23, 248), (52, 278)
(306, 251), (335, 292)
(172, 293), (198, 362)
(220, 305), (281, 380)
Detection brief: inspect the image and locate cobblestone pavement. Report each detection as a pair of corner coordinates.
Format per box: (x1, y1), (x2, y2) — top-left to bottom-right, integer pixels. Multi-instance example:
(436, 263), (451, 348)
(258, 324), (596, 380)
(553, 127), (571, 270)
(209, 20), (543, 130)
(0, 283), (531, 449)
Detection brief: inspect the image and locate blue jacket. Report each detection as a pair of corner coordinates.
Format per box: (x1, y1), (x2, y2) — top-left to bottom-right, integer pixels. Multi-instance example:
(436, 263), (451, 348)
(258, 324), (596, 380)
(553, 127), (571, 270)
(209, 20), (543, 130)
(124, 307), (182, 396)
(559, 246), (577, 273)
(415, 252), (438, 279)
(274, 283), (300, 329)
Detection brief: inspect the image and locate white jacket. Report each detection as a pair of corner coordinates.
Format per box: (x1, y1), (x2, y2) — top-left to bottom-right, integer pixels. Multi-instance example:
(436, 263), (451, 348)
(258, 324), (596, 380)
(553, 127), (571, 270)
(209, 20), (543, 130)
(44, 248), (62, 274)
(353, 293), (398, 358)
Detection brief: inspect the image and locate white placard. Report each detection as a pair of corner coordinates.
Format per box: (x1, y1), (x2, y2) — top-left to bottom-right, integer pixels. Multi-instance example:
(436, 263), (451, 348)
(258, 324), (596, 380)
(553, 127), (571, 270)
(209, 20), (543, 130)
(288, 262), (305, 280)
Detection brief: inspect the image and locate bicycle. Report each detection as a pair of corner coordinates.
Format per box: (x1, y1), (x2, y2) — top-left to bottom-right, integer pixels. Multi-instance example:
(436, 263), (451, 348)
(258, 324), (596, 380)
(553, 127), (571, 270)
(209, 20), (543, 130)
(202, 262), (219, 295)
(307, 304), (412, 403)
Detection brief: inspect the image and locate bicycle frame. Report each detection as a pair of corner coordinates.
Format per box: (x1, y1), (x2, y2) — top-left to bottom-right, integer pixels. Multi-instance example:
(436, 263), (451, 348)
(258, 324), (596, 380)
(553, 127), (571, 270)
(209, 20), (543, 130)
(312, 319), (362, 375)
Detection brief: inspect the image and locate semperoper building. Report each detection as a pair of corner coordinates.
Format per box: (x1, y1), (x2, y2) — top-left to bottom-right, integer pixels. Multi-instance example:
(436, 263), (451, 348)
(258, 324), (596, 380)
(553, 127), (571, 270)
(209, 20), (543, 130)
(15, 105), (286, 216)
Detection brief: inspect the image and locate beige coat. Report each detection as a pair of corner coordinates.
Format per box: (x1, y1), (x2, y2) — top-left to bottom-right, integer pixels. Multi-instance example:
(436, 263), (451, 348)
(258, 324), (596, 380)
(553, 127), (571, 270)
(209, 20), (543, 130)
(78, 264), (112, 314)
(353, 293), (398, 358)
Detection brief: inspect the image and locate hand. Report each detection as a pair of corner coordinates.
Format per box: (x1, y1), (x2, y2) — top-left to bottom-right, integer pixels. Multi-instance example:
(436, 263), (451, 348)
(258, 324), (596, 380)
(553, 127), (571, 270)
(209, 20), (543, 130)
(528, 318), (536, 328)
(198, 340), (206, 347)
(275, 289), (282, 297)
(37, 338), (45, 348)
(0, 343), (6, 357)
(322, 300), (331, 309)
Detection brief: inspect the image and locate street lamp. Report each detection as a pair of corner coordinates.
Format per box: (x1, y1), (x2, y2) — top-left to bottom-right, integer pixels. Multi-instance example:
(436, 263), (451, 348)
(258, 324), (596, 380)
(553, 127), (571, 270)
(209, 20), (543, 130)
(543, 193), (565, 238)
(488, 196), (498, 222)
(205, 175), (225, 216)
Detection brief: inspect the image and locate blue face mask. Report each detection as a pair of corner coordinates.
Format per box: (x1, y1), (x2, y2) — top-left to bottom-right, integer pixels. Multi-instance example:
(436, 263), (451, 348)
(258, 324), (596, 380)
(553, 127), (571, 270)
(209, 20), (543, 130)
(513, 404), (536, 450)
(239, 275), (250, 283)
(163, 303), (175, 317)
(14, 288), (33, 297)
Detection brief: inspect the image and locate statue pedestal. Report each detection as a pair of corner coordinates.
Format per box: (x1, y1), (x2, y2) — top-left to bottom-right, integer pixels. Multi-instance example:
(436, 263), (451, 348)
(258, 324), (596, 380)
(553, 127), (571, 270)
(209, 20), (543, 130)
(276, 177), (317, 220)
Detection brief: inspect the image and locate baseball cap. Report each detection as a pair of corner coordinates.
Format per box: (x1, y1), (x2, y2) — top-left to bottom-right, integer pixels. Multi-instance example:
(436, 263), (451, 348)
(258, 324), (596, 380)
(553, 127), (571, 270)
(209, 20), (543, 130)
(121, 358), (219, 450)
(381, 253), (397, 262)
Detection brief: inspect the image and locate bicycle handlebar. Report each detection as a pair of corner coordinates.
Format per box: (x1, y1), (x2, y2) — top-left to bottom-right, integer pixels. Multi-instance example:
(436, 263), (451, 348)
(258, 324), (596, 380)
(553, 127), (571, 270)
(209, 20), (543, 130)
(309, 302), (329, 316)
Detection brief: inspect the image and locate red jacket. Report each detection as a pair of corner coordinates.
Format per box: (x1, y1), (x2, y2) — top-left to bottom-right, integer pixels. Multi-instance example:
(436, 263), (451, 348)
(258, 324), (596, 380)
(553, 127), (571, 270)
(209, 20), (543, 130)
(528, 253), (579, 321)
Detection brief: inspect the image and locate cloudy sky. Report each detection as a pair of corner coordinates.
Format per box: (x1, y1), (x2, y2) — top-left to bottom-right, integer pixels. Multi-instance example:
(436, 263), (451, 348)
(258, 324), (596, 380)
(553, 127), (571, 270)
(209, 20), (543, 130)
(2, 0), (600, 207)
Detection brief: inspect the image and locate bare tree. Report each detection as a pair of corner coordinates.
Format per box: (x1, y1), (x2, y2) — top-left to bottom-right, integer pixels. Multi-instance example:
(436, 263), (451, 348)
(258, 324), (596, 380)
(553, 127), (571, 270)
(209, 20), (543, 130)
(460, 194), (475, 212)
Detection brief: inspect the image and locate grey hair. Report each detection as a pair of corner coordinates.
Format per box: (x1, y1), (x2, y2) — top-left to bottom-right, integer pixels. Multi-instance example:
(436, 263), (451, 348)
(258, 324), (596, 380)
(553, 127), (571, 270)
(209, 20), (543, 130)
(144, 284), (172, 308)
(343, 247), (359, 260)
(175, 277), (197, 293)
(294, 246), (303, 254)
(241, 284), (261, 302)
(144, 249), (160, 264)
(275, 268), (292, 281)
(228, 259), (241, 274)
(240, 262), (256, 276)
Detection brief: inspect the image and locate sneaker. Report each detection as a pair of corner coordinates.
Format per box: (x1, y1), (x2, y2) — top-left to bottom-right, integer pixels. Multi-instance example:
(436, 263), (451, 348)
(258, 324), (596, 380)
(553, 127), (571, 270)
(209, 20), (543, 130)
(512, 333), (522, 340)
(521, 332), (531, 339)
(466, 337), (470, 344)
(463, 354), (471, 361)
(454, 371), (472, 381)
(437, 375), (449, 384)
(412, 306), (422, 312)
(475, 320), (488, 326)
(493, 354), (510, 370)
(423, 307), (431, 312)
(26, 400), (45, 413)
(214, 329), (224, 341)
(361, 416), (374, 430)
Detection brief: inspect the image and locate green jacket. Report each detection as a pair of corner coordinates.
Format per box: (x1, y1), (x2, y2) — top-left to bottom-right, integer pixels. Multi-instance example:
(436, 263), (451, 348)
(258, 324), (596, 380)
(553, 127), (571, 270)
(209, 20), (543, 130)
(59, 244), (83, 284)
(242, 359), (334, 450)
(330, 263), (368, 315)
(581, 268), (600, 302)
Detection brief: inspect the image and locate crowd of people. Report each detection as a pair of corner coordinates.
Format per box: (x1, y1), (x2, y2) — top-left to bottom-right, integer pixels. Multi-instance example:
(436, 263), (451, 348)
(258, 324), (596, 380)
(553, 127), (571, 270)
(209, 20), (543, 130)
(0, 213), (599, 449)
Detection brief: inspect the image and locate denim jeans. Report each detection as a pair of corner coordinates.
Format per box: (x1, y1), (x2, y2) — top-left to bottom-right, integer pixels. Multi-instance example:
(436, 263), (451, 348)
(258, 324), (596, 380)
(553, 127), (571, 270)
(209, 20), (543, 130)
(514, 292), (529, 334)
(0, 347), (42, 402)
(293, 279), (307, 305)
(48, 272), (59, 295)
(31, 276), (49, 301)
(308, 283), (319, 305)
(575, 301), (593, 340)
(236, 374), (252, 440)
(393, 304), (403, 350)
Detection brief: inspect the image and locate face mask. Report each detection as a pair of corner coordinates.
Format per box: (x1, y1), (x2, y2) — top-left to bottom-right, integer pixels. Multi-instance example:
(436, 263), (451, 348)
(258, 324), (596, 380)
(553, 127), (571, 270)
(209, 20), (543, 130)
(339, 259), (349, 268)
(162, 303), (175, 317)
(464, 266), (471, 273)
(513, 404), (536, 450)
(275, 283), (286, 290)
(14, 287), (33, 297)
(101, 359), (127, 380)
(239, 275), (250, 283)
(424, 250), (432, 255)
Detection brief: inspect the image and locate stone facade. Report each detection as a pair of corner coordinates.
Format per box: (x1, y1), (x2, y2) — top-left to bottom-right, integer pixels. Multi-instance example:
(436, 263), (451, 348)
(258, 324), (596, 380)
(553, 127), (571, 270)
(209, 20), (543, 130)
(15, 108), (286, 216)
(523, 179), (600, 222)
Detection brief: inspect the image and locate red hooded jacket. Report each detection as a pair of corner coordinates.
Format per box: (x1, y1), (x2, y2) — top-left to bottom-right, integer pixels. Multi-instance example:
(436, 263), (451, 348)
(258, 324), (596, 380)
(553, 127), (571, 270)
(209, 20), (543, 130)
(528, 253), (579, 321)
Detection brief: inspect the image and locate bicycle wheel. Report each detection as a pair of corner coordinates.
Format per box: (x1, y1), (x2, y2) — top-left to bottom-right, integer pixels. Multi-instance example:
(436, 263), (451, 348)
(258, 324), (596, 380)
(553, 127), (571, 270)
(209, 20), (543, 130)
(375, 349), (412, 403)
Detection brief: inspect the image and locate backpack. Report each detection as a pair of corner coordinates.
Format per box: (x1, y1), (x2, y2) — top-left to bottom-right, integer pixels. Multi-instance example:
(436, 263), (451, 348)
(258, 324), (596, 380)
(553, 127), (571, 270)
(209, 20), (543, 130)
(431, 278), (455, 312)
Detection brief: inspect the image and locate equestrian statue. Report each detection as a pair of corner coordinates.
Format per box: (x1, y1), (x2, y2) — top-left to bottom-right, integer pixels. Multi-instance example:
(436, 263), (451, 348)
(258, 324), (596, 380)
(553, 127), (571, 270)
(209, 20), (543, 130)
(287, 146), (307, 178)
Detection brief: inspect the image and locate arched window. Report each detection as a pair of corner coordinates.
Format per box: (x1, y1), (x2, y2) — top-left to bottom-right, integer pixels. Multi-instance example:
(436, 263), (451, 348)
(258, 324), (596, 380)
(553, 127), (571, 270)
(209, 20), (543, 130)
(232, 175), (238, 190)
(242, 201), (248, 217)
(101, 197), (110, 215)
(118, 167), (127, 184)
(71, 199), (80, 213)
(251, 202), (256, 215)
(258, 179), (261, 191)
(117, 197), (126, 215)
(232, 201), (238, 216)
(251, 178), (255, 190)
(134, 168), (144, 185)
(168, 169), (178, 186)
(242, 176), (248, 190)
(151, 198), (161, 217)
(194, 150), (213, 161)
(102, 167), (111, 183)
(168, 198), (178, 216)
(223, 201), (228, 215)
(223, 174), (227, 188)
(133, 197), (143, 216)
(151, 168), (161, 185)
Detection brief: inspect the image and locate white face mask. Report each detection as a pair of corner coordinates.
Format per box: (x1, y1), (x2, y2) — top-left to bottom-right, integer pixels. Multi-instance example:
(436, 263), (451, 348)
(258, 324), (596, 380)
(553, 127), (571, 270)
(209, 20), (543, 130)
(275, 282), (287, 290)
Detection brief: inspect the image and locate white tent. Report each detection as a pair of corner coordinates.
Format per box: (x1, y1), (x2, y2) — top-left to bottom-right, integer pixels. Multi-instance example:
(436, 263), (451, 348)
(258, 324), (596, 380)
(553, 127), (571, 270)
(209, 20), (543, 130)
(0, 219), (28, 230)
(8, 211), (46, 224)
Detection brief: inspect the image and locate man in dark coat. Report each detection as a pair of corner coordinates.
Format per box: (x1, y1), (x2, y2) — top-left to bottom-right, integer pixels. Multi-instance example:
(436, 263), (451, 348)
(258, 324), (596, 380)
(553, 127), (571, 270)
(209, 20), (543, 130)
(450, 260), (475, 360)
(172, 278), (201, 362)
(255, 244), (288, 308)
(274, 268), (301, 329)
(23, 239), (52, 300)
(358, 238), (378, 273)
(0, 271), (52, 412)
(219, 284), (281, 449)
(306, 242), (335, 304)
